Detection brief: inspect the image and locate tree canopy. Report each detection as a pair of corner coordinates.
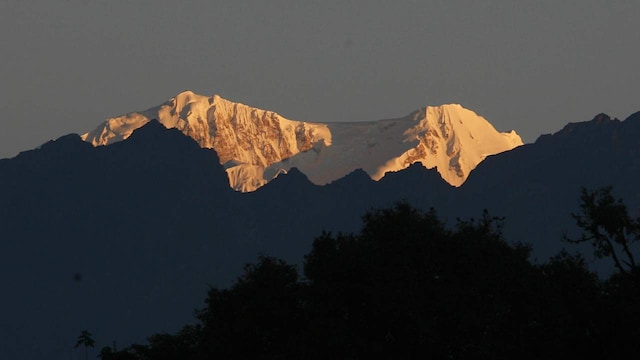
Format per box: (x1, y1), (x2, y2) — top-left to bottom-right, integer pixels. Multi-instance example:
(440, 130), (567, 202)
(567, 186), (640, 281)
(101, 199), (640, 359)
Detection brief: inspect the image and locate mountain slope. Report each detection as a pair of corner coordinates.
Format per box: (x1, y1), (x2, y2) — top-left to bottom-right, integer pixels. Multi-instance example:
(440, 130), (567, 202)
(82, 91), (331, 191)
(274, 104), (523, 186)
(0, 122), (237, 359)
(449, 112), (640, 264)
(2, 111), (640, 359)
(82, 91), (522, 191)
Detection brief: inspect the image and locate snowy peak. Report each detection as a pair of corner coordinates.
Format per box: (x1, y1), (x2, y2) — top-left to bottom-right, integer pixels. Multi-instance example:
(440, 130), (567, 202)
(382, 104), (523, 186)
(83, 91), (331, 191)
(82, 91), (522, 191)
(271, 103), (522, 188)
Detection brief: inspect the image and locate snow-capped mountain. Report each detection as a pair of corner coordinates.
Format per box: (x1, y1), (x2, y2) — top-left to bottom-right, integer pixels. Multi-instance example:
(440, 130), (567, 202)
(3, 108), (639, 359)
(82, 91), (523, 191)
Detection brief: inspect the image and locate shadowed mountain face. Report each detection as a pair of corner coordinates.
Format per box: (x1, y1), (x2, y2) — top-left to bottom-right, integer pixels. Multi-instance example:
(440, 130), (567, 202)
(0, 112), (639, 359)
(455, 112), (640, 257)
(0, 121), (236, 359)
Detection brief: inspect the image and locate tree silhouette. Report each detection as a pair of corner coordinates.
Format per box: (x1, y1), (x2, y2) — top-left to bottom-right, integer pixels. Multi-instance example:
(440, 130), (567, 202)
(75, 330), (95, 360)
(197, 255), (304, 359)
(534, 250), (604, 357)
(565, 187), (640, 356)
(566, 186), (640, 282)
(303, 202), (540, 358)
(99, 200), (640, 359)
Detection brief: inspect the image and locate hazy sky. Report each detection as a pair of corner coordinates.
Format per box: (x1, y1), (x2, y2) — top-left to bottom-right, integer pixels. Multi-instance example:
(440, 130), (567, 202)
(1, 0), (638, 159)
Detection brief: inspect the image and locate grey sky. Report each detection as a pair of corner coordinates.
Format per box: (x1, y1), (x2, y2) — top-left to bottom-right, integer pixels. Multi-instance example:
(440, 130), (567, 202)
(1, 0), (638, 159)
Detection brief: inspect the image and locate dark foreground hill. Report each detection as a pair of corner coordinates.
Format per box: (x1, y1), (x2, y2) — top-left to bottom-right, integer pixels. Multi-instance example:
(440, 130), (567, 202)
(0, 112), (639, 359)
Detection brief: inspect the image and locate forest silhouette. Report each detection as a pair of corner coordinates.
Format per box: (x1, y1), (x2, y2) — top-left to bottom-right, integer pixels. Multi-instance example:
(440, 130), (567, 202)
(96, 188), (639, 359)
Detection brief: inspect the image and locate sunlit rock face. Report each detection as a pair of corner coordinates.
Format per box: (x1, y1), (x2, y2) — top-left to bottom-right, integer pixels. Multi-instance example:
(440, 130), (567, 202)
(82, 91), (522, 191)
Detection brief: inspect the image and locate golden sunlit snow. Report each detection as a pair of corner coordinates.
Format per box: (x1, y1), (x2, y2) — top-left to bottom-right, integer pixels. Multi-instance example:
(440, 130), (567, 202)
(82, 91), (522, 191)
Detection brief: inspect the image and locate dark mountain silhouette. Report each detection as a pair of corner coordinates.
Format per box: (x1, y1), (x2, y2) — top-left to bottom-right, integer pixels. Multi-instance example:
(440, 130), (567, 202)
(0, 121), (238, 359)
(1, 113), (640, 359)
(453, 112), (640, 262)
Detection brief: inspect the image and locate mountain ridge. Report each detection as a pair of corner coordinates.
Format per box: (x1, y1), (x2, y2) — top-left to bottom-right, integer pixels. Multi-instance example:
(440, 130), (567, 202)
(82, 91), (523, 191)
(2, 110), (640, 359)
